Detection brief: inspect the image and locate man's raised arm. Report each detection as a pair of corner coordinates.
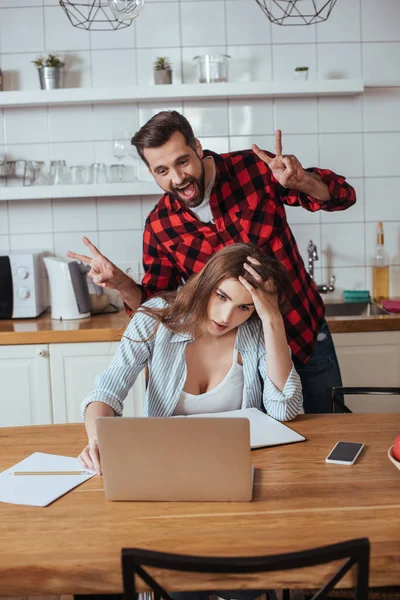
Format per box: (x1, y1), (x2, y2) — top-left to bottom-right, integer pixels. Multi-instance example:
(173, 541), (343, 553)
(67, 236), (142, 311)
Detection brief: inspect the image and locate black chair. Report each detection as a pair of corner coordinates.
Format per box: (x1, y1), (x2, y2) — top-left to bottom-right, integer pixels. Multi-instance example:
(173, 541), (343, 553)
(121, 538), (370, 600)
(328, 387), (400, 413)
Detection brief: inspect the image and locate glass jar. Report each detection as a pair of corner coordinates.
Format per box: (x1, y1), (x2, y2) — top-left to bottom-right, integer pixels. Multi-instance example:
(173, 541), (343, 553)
(193, 54), (230, 83)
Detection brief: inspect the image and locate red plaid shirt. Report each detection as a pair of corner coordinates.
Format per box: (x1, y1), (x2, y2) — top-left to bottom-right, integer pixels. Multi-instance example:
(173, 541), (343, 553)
(140, 149), (356, 363)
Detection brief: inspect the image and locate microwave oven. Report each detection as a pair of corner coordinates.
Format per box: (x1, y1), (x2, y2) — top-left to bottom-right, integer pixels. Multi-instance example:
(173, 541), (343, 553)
(0, 252), (49, 319)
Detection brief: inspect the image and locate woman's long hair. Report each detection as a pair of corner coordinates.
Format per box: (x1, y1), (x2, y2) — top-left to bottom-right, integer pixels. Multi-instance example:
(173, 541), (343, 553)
(127, 243), (292, 341)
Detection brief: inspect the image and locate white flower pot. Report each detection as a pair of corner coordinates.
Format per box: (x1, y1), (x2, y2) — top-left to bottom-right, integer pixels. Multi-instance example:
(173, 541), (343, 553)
(294, 70), (309, 81)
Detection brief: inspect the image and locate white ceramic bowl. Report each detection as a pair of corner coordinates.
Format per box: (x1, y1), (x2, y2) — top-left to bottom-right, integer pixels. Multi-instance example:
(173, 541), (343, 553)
(388, 446), (400, 471)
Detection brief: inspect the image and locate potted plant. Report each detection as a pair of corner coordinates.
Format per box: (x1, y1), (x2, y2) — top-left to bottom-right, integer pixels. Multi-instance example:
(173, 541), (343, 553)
(32, 54), (65, 90)
(153, 57), (172, 85)
(294, 66), (309, 81)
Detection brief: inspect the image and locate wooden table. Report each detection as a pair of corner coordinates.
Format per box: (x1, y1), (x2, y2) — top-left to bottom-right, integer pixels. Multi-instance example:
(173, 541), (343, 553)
(0, 414), (399, 596)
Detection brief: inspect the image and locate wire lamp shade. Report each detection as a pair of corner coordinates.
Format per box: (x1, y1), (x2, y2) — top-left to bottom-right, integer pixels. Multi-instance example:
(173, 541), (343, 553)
(59, 0), (143, 30)
(254, 0), (338, 25)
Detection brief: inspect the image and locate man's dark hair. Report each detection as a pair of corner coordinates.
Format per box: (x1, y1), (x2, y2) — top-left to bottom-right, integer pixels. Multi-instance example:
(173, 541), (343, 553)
(131, 110), (197, 166)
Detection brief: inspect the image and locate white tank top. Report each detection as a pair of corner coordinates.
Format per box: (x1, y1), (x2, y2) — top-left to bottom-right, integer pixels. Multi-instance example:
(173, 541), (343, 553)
(173, 342), (244, 416)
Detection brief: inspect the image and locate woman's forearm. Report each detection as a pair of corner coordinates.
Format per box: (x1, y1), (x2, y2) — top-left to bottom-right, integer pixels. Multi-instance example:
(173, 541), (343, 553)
(85, 401), (115, 440)
(261, 314), (292, 391)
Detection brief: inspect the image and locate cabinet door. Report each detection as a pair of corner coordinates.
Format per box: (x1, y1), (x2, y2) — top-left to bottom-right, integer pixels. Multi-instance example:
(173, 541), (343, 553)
(0, 344), (52, 427)
(49, 341), (146, 423)
(332, 331), (400, 413)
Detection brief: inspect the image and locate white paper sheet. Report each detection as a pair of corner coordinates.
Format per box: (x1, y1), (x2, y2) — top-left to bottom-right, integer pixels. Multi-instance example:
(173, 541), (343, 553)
(190, 408), (306, 448)
(0, 452), (96, 507)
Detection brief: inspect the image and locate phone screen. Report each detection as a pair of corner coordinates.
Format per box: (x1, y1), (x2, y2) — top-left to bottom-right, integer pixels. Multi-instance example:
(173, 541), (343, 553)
(327, 441), (363, 463)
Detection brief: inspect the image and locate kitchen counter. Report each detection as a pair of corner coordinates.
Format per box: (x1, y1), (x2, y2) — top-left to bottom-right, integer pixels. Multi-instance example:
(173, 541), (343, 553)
(0, 309), (130, 345)
(1, 308), (400, 345)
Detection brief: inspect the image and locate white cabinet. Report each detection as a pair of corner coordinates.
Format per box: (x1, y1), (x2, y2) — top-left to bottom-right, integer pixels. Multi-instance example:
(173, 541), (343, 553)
(0, 344), (52, 426)
(2, 330), (399, 426)
(0, 342), (146, 427)
(332, 331), (400, 413)
(50, 342), (145, 423)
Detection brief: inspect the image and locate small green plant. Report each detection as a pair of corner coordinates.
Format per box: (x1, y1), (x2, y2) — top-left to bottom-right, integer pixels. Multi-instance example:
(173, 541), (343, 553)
(32, 54), (65, 68)
(154, 56), (171, 71)
(294, 66), (309, 72)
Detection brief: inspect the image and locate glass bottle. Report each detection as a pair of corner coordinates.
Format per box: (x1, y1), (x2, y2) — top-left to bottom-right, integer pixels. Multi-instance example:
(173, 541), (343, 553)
(372, 221), (390, 304)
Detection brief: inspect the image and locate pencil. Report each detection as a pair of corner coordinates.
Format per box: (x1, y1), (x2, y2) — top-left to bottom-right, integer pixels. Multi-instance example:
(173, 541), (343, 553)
(10, 470), (91, 476)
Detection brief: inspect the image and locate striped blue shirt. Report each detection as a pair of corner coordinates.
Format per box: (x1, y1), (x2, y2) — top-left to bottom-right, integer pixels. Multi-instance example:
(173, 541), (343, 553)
(82, 297), (303, 422)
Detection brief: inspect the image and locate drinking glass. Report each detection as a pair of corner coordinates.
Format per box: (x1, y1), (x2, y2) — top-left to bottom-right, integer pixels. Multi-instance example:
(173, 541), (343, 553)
(70, 165), (91, 185)
(31, 161), (50, 186)
(91, 163), (109, 184)
(50, 160), (70, 185)
(111, 131), (129, 182)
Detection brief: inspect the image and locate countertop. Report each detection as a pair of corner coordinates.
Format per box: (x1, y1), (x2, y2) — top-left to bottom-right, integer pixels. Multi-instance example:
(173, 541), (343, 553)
(0, 310), (129, 345)
(1, 308), (400, 345)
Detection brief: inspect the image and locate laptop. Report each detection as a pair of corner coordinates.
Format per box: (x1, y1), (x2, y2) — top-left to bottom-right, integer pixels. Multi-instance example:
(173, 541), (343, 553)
(96, 416), (254, 502)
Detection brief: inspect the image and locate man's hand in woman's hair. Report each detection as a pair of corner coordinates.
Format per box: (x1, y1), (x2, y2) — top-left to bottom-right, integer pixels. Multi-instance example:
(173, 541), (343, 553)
(239, 256), (281, 323)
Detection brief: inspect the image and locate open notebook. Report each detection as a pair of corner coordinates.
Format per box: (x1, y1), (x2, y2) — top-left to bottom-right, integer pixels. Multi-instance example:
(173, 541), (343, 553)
(0, 452), (96, 507)
(189, 407), (305, 449)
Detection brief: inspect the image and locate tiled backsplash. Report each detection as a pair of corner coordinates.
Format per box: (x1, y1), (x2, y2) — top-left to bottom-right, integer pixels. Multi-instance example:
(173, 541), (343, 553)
(0, 0), (399, 298)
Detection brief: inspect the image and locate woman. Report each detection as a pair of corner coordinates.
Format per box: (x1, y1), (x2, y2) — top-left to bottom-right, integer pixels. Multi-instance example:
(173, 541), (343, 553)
(79, 243), (303, 474)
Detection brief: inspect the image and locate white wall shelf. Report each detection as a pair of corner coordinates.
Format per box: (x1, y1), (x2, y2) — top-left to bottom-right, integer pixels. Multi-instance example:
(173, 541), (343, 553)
(0, 80), (364, 108)
(0, 181), (160, 202)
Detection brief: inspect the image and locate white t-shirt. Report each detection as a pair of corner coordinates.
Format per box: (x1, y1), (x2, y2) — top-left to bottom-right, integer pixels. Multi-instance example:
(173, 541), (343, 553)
(189, 156), (216, 224)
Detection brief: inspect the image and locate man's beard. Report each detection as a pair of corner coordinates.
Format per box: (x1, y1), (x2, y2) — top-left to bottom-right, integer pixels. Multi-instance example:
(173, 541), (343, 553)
(170, 161), (205, 208)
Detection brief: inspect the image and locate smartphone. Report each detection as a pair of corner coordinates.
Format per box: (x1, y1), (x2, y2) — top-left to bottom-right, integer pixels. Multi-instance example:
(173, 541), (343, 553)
(325, 441), (364, 465)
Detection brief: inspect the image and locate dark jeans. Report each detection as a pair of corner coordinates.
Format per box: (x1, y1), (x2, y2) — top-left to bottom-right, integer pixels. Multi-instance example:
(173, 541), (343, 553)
(293, 320), (342, 414)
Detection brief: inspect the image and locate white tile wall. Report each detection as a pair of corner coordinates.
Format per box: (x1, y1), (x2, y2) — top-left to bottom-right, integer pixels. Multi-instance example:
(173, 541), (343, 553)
(227, 45), (272, 82)
(316, 0), (361, 43)
(0, 202), (9, 235)
(0, 234), (10, 252)
(361, 0), (400, 42)
(2, 52), (40, 91)
(0, 0), (399, 297)
(136, 2), (181, 49)
(183, 101), (229, 137)
(229, 99), (274, 136)
(97, 196), (142, 231)
(274, 98), (318, 134)
(52, 198), (97, 233)
(49, 106), (93, 143)
(180, 2), (226, 47)
(317, 43), (362, 80)
(282, 134), (319, 170)
(44, 6), (90, 52)
(91, 49), (136, 87)
(0, 7), (44, 54)
(9, 199), (53, 234)
(363, 88), (400, 132)
(318, 96), (363, 133)
(226, 0), (271, 46)
(272, 44), (317, 80)
(4, 107), (49, 145)
(54, 231), (98, 259)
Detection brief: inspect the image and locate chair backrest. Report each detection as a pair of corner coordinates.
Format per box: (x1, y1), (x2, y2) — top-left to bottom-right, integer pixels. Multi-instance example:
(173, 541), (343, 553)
(121, 538), (370, 600)
(329, 387), (400, 413)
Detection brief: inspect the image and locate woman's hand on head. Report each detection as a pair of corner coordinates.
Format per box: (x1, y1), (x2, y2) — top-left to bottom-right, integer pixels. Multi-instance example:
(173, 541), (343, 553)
(78, 436), (102, 475)
(239, 256), (281, 322)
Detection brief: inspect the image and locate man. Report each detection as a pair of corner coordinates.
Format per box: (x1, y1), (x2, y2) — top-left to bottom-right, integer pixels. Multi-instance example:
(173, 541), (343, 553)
(68, 110), (356, 413)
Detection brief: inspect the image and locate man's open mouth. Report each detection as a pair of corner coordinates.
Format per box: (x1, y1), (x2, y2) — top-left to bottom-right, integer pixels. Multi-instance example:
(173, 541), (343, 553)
(176, 181), (196, 200)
